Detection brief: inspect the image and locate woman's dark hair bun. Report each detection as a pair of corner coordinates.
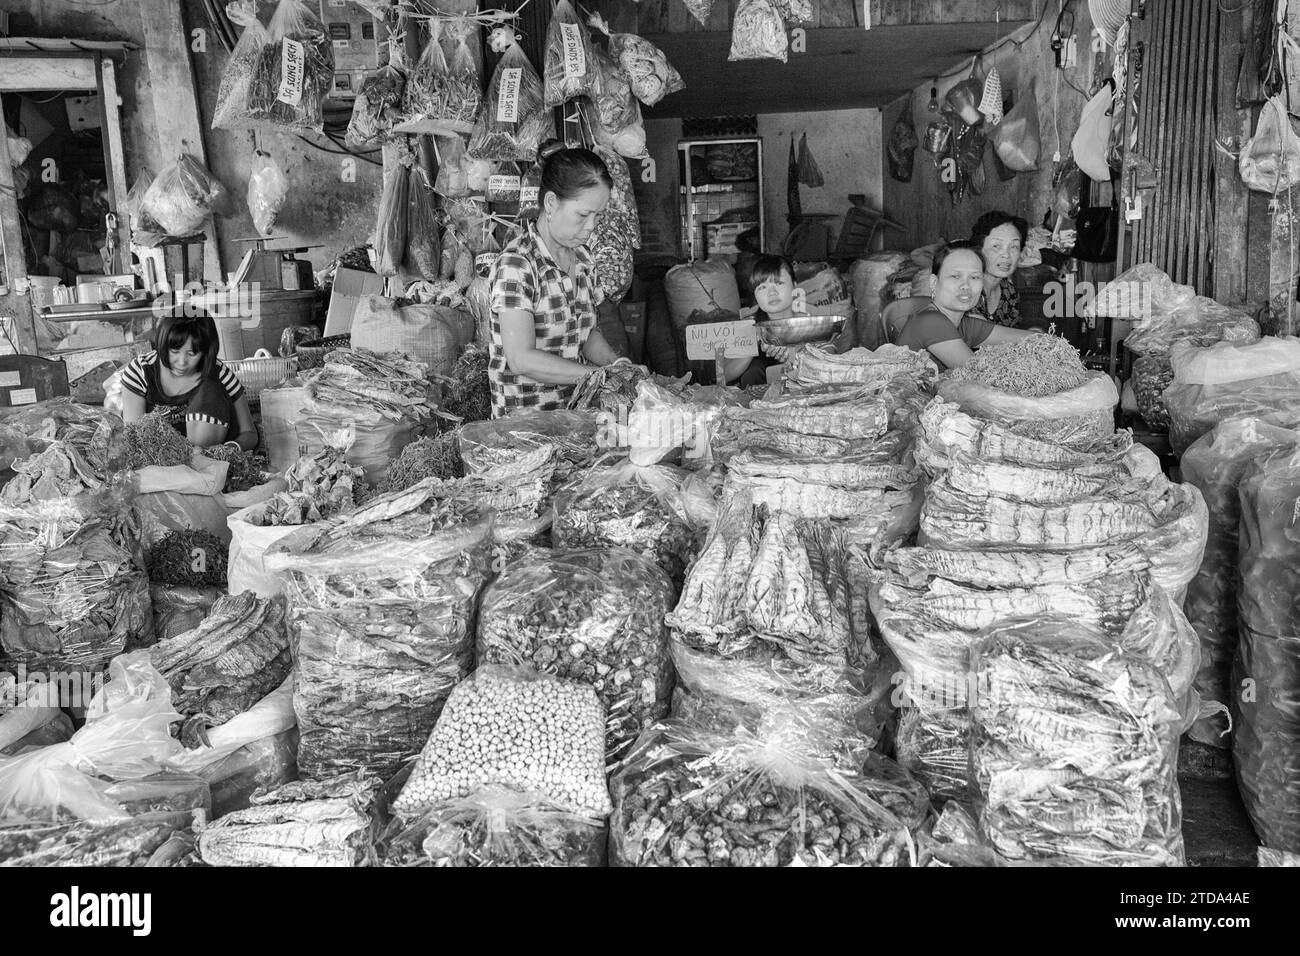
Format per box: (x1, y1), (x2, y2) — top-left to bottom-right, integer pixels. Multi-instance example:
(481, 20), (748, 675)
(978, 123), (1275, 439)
(538, 139), (566, 160)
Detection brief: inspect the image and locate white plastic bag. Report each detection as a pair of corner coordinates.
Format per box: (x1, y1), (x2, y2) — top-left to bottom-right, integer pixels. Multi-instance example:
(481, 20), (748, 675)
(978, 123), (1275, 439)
(1240, 95), (1300, 193)
(248, 150), (288, 237)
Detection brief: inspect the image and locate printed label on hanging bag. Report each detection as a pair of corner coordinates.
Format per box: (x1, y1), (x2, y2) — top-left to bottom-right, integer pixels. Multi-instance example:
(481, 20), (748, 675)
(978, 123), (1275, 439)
(560, 23), (586, 79)
(278, 38), (306, 106)
(497, 67), (523, 122)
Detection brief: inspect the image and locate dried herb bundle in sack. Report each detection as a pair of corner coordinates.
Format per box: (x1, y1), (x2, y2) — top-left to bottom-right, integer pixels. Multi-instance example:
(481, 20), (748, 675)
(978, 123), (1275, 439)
(467, 37), (553, 162)
(405, 21), (482, 129)
(125, 411), (193, 470)
(404, 165), (441, 280)
(241, 0), (334, 133)
(146, 530), (228, 587)
(345, 63), (406, 149)
(213, 1), (269, 131)
(544, 0), (600, 108)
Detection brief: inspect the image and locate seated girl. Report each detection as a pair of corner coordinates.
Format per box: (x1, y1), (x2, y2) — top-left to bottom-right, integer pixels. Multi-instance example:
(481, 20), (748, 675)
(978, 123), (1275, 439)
(120, 310), (259, 451)
(896, 242), (1038, 371)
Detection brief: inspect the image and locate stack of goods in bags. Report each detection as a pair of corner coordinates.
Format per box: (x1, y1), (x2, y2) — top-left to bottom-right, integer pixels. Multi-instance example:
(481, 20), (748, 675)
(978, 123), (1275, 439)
(150, 592), (291, 749)
(626, 378), (752, 472)
(1233, 433), (1300, 855)
(969, 618), (1186, 866)
(1, 819), (189, 866)
(1179, 418), (1300, 747)
(197, 772), (377, 867)
(0, 399), (125, 476)
(551, 461), (710, 590)
(1083, 264), (1259, 430)
(783, 342), (937, 394)
(477, 548), (676, 761)
(872, 397), (1206, 811)
(608, 713), (929, 867)
(297, 349), (436, 486)
(1162, 336), (1300, 455)
(459, 409), (602, 491)
(387, 666), (610, 866)
(263, 480), (493, 780)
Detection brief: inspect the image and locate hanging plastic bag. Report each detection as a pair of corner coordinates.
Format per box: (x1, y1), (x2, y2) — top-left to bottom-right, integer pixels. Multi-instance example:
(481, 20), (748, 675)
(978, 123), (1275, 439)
(729, 0), (788, 63)
(124, 168), (156, 232)
(887, 96), (918, 182)
(404, 165), (441, 281)
(434, 134), (471, 198)
(375, 160), (410, 276)
(1240, 94), (1300, 193)
(247, 150), (288, 237)
(989, 83), (1042, 172)
(682, 0), (716, 27)
(588, 53), (648, 160)
(467, 36), (554, 162)
(772, 0), (815, 22)
(796, 132), (824, 187)
(141, 154), (227, 237)
(345, 63), (405, 149)
(544, 0), (600, 108)
(212, 0), (270, 131)
(234, 0), (334, 133)
(445, 23), (484, 128)
(589, 13), (684, 107)
(403, 19), (449, 126)
(1072, 80), (1116, 182)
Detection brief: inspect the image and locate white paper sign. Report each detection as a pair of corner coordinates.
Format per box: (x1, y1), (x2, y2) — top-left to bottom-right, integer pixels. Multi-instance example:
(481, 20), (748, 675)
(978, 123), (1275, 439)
(560, 23), (586, 79)
(0, 371), (20, 387)
(497, 67), (522, 123)
(7, 388), (37, 406)
(519, 185), (540, 205)
(685, 320), (758, 361)
(487, 174), (521, 201)
(278, 38), (306, 106)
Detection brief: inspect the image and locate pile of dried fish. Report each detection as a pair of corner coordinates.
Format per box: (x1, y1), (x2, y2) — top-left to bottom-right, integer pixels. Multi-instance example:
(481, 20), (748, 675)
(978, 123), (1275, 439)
(609, 720), (927, 867)
(970, 619), (1185, 865)
(0, 441), (105, 507)
(265, 484), (493, 780)
(150, 592), (291, 748)
(0, 819), (182, 866)
(303, 348), (435, 422)
(477, 548), (676, 761)
(197, 772), (378, 867)
(124, 411), (193, 470)
(459, 409), (601, 489)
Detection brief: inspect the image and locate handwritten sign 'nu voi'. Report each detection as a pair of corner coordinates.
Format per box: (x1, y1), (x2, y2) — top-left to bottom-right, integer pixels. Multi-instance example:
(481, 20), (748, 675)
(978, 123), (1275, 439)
(685, 320), (758, 360)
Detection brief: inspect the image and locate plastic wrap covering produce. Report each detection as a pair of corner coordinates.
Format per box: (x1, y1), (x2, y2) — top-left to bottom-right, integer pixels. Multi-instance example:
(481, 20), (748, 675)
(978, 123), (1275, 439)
(247, 150), (288, 236)
(217, 0), (333, 133)
(403, 167), (441, 281)
(375, 161), (408, 276)
(728, 0), (788, 62)
(1084, 264), (1260, 357)
(543, 0), (600, 107)
(393, 665), (611, 819)
(265, 487), (491, 780)
(591, 14), (684, 107)
(1130, 354), (1174, 429)
(150, 584), (221, 644)
(627, 379), (750, 470)
(100, 772), (211, 828)
(197, 727), (299, 819)
(468, 38), (553, 162)
(197, 771), (377, 866)
(567, 362), (659, 417)
(345, 63), (405, 149)
(0, 503), (151, 672)
(1180, 419), (1300, 747)
(551, 463), (707, 589)
(940, 339), (1118, 446)
(970, 618), (1186, 866)
(0, 652), (183, 825)
(140, 154), (227, 237)
(609, 717), (927, 866)
(0, 819), (183, 866)
(784, 342), (938, 392)
(1233, 440), (1300, 852)
(587, 50), (647, 160)
(403, 21), (481, 129)
(381, 786), (606, 867)
(0, 399), (124, 475)
(477, 548), (675, 761)
(0, 441), (110, 514)
(150, 592), (291, 748)
(459, 409), (600, 487)
(1163, 337), (1300, 455)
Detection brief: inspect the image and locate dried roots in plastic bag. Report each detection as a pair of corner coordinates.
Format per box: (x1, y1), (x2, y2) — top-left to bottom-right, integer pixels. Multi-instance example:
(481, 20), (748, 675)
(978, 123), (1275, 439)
(729, 0), (788, 63)
(213, 1), (269, 131)
(232, 0), (335, 133)
(405, 20), (482, 130)
(467, 38), (553, 162)
(544, 0), (601, 108)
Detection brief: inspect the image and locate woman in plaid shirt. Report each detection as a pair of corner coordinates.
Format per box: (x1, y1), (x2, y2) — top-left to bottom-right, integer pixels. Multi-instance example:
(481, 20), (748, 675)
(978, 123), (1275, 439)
(488, 142), (632, 417)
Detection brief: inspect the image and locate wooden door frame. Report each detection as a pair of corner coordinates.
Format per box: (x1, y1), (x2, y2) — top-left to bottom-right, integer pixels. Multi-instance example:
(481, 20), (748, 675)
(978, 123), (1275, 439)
(0, 51), (131, 353)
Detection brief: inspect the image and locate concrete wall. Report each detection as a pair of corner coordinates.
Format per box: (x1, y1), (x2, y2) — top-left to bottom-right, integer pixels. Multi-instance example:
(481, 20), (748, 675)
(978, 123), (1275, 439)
(4, 0), (384, 277)
(879, 5), (1099, 251)
(635, 117), (684, 261)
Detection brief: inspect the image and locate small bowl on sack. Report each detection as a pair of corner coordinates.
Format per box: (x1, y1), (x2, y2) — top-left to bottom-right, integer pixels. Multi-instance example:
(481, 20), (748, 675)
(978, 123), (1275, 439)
(754, 314), (847, 346)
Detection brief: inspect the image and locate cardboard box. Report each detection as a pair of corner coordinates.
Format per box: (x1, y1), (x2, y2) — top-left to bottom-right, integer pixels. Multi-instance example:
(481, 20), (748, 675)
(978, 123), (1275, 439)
(324, 268), (386, 337)
(619, 301), (647, 365)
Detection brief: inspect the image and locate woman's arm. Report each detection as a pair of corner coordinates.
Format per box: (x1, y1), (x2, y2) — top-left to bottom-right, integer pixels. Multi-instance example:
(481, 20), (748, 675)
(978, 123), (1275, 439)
(185, 417), (227, 448)
(929, 339), (976, 369)
(120, 391), (146, 423)
(499, 308), (591, 385)
(984, 325), (1036, 347)
(581, 328), (621, 367)
(229, 395), (259, 451)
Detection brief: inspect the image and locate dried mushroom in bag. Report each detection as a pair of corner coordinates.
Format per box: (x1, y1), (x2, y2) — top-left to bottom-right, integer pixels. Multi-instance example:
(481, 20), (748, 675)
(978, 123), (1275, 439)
(729, 0), (788, 63)
(467, 38), (553, 162)
(544, 0), (600, 108)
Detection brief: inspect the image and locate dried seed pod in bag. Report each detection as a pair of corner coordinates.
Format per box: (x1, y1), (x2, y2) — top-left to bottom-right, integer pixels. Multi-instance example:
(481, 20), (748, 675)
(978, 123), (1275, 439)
(729, 0), (788, 63)
(544, 0), (601, 107)
(468, 38), (554, 162)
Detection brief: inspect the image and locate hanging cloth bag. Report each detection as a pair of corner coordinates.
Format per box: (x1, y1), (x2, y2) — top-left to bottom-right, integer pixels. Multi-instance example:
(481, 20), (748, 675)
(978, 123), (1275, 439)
(1072, 173), (1119, 262)
(1239, 94), (1300, 193)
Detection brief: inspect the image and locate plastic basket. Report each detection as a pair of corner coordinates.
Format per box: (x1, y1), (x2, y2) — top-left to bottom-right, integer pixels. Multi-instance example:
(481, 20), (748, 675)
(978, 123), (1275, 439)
(226, 349), (297, 402)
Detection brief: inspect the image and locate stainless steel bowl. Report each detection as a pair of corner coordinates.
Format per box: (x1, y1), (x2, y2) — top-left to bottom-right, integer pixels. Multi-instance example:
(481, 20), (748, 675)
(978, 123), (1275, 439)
(754, 314), (848, 346)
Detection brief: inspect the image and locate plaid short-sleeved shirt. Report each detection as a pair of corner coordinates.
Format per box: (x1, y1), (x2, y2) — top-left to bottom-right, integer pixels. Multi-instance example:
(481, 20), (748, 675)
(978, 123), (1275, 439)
(488, 225), (600, 418)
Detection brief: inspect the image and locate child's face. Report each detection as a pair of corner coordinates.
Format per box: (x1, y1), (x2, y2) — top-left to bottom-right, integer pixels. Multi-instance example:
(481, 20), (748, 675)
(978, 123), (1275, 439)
(754, 267), (796, 316)
(167, 337), (203, 376)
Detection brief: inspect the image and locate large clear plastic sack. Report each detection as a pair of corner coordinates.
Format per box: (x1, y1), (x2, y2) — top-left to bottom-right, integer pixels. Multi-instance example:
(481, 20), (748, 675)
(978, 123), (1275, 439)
(543, 0), (600, 108)
(345, 63), (405, 149)
(609, 715), (927, 866)
(212, 0), (269, 131)
(149, 583), (222, 644)
(374, 161), (410, 276)
(433, 133), (471, 198)
(728, 0), (788, 63)
(1181, 418), (1300, 746)
(1233, 437), (1300, 852)
(627, 379), (748, 469)
(0, 651), (183, 824)
(458, 409), (601, 487)
(403, 165), (441, 281)
(587, 51), (648, 160)
(593, 17), (685, 107)
(937, 370), (1118, 447)
(247, 150), (288, 237)
(1164, 338), (1300, 454)
(467, 38), (553, 162)
(141, 154), (228, 237)
(970, 617), (1186, 866)
(404, 20), (482, 130)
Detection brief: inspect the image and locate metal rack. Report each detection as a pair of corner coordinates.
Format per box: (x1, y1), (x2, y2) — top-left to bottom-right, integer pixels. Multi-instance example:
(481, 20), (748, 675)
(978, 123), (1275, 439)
(678, 138), (765, 261)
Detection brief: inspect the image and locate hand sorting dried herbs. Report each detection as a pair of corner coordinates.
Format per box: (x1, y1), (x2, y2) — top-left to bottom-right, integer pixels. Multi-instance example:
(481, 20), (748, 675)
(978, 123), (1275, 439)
(477, 547), (676, 762)
(145, 530), (228, 588)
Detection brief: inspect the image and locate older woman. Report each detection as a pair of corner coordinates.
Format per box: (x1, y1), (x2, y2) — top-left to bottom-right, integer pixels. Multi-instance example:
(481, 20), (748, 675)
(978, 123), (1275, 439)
(968, 210), (1028, 328)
